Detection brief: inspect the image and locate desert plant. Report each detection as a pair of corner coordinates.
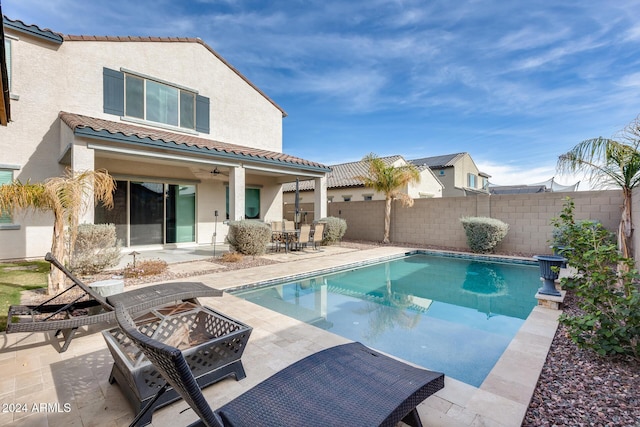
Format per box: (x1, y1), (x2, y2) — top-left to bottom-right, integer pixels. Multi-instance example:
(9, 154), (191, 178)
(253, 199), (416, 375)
(226, 220), (271, 255)
(553, 198), (640, 360)
(221, 252), (244, 263)
(460, 216), (509, 253)
(124, 259), (168, 279)
(557, 114), (640, 258)
(355, 153), (420, 243)
(0, 169), (115, 293)
(318, 217), (347, 245)
(69, 223), (122, 275)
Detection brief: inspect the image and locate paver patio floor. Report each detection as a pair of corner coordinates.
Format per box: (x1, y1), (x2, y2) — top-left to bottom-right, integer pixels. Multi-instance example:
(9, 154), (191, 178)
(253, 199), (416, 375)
(0, 245), (560, 427)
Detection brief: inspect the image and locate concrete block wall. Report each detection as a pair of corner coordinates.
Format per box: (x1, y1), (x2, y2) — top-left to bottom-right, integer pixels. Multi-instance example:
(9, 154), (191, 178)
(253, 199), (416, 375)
(328, 190), (624, 255)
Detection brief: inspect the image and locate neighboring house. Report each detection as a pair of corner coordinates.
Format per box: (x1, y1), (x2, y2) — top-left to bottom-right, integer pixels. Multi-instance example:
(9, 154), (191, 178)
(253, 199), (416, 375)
(0, 16), (330, 260)
(0, 6), (9, 125)
(283, 155), (443, 220)
(409, 152), (490, 197)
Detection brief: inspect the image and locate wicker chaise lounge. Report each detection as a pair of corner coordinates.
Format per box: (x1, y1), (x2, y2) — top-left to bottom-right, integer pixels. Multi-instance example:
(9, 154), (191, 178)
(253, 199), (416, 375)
(6, 253), (222, 352)
(114, 302), (445, 427)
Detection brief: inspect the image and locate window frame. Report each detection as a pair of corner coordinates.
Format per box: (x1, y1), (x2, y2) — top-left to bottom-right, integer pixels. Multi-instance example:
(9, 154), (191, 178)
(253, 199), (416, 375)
(468, 173), (477, 188)
(0, 166), (21, 230)
(123, 69), (197, 131)
(4, 34), (19, 99)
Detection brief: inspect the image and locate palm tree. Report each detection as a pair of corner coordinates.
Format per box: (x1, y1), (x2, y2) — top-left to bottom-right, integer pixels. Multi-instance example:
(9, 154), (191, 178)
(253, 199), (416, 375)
(0, 169), (115, 293)
(557, 115), (640, 259)
(357, 153), (420, 243)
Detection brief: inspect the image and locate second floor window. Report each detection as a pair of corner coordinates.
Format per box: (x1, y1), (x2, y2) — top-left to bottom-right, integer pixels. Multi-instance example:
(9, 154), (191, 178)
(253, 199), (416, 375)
(125, 75), (195, 130)
(468, 173), (477, 188)
(104, 68), (210, 133)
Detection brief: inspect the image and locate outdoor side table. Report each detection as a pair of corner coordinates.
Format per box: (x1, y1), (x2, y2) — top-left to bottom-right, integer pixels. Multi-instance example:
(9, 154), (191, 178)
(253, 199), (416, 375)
(102, 302), (252, 427)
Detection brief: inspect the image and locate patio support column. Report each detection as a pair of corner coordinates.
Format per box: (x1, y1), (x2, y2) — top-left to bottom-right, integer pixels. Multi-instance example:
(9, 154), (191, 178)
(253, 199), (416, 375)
(70, 139), (95, 224)
(229, 166), (246, 221)
(314, 176), (327, 220)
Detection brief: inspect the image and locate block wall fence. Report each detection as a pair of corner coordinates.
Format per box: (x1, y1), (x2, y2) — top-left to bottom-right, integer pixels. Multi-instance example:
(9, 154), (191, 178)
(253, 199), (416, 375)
(326, 190), (626, 256)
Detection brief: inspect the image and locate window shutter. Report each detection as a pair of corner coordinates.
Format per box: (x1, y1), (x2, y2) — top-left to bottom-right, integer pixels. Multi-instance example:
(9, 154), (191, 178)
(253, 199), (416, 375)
(195, 95), (210, 133)
(103, 68), (124, 116)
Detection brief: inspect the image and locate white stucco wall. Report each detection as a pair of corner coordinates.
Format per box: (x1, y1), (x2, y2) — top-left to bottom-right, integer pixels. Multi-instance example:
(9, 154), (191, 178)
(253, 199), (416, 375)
(0, 25), (287, 259)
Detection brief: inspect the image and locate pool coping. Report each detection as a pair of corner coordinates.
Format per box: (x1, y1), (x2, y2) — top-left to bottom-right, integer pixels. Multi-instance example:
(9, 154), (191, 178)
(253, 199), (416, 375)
(220, 247), (560, 426)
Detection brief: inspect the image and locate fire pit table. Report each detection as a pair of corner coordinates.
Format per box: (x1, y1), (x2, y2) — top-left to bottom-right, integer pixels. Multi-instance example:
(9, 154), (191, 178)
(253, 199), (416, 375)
(102, 301), (252, 426)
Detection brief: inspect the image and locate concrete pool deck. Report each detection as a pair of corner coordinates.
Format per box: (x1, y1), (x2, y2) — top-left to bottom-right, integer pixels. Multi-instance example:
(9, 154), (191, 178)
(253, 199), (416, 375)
(0, 245), (561, 426)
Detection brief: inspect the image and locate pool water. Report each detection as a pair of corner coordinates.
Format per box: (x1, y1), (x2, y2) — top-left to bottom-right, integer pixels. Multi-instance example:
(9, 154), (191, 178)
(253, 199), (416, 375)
(231, 253), (540, 387)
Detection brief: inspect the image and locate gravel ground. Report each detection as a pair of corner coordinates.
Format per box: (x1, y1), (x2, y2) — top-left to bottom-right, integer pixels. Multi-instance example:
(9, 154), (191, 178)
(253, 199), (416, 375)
(523, 290), (640, 427)
(20, 241), (640, 426)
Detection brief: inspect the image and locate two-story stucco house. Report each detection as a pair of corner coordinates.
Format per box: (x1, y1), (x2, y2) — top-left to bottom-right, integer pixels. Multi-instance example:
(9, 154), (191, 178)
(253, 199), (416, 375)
(282, 155), (443, 222)
(409, 152), (490, 197)
(0, 16), (330, 260)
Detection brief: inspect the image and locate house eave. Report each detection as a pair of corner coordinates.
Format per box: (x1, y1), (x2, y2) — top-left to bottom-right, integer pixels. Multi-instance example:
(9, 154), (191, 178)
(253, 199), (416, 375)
(73, 126), (331, 175)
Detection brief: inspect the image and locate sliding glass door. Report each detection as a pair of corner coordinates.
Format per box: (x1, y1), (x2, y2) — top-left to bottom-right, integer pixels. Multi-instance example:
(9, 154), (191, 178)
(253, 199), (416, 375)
(96, 180), (196, 246)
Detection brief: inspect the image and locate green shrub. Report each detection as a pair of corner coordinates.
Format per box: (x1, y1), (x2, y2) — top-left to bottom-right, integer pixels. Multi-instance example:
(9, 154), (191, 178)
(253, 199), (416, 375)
(70, 223), (122, 275)
(226, 220), (271, 255)
(318, 217), (347, 245)
(460, 216), (509, 253)
(554, 198), (640, 361)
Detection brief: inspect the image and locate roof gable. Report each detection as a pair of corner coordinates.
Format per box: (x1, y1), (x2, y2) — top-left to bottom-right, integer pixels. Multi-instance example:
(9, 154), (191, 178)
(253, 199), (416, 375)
(62, 35), (286, 117)
(2, 15), (284, 116)
(409, 152), (466, 169)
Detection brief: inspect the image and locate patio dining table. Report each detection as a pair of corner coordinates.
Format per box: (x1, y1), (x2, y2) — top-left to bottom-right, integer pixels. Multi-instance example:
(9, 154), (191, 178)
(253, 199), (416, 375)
(273, 229), (299, 253)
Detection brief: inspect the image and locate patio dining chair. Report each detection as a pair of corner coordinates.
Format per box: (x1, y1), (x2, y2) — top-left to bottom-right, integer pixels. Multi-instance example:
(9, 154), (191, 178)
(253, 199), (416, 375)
(270, 221), (284, 251)
(295, 224), (312, 250)
(114, 302), (445, 427)
(310, 222), (325, 250)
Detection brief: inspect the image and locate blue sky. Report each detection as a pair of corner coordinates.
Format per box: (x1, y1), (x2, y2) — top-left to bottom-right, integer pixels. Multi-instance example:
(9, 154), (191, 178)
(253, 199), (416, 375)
(4, 0), (640, 188)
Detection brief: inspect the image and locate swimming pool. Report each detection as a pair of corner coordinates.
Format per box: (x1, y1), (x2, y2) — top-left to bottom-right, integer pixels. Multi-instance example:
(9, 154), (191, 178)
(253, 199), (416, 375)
(230, 252), (540, 387)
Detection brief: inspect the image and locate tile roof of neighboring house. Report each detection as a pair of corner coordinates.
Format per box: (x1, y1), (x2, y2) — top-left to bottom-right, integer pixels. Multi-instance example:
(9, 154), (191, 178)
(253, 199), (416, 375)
(59, 112), (330, 172)
(409, 152), (467, 169)
(283, 155), (412, 192)
(2, 16), (285, 116)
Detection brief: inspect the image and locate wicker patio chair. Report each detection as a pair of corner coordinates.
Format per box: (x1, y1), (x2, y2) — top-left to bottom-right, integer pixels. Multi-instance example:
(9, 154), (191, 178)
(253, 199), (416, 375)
(6, 253), (222, 352)
(114, 302), (445, 427)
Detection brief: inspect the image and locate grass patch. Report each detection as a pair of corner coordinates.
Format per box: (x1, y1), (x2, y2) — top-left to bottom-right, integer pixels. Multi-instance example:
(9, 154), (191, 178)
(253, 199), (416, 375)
(0, 260), (49, 332)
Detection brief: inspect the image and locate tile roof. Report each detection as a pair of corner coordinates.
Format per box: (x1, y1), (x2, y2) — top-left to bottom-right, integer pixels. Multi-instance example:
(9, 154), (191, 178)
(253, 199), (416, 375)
(409, 152), (467, 168)
(282, 155), (406, 192)
(59, 112), (330, 172)
(2, 16), (63, 44)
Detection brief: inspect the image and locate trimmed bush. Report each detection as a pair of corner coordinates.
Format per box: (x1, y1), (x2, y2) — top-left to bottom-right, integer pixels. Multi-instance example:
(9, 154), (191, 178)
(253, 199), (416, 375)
(318, 217), (347, 245)
(226, 220), (271, 255)
(460, 216), (509, 253)
(70, 223), (122, 275)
